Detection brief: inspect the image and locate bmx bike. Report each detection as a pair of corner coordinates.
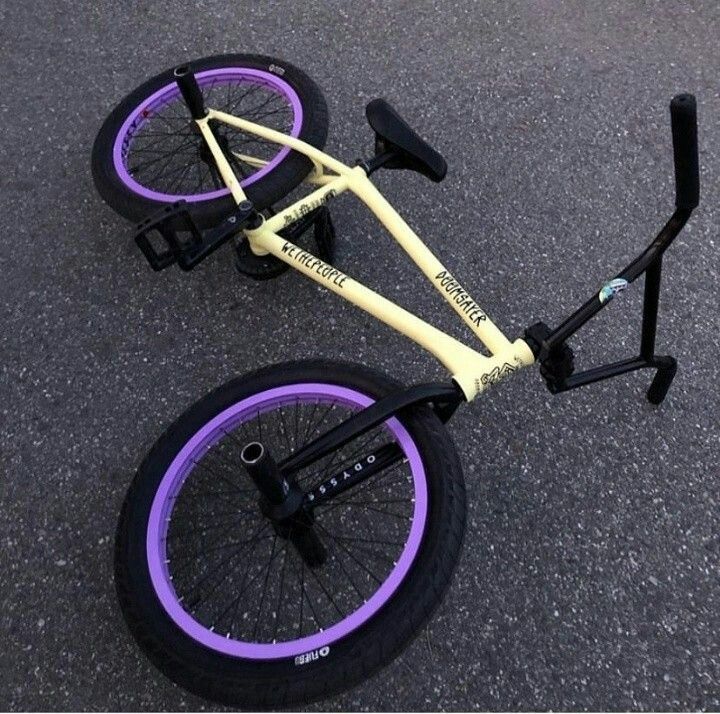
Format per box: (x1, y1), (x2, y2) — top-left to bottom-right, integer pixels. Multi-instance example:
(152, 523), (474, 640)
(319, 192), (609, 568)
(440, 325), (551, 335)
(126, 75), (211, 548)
(91, 54), (700, 707)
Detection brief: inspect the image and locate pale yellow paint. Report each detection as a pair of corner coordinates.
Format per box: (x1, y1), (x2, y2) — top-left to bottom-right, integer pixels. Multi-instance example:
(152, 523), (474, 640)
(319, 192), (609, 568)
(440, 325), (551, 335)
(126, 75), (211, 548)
(197, 107), (535, 400)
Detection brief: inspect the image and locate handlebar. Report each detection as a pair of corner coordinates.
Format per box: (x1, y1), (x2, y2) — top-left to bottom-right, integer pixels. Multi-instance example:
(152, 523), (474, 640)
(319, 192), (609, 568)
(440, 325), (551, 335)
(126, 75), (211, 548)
(525, 92), (700, 404)
(670, 93), (699, 210)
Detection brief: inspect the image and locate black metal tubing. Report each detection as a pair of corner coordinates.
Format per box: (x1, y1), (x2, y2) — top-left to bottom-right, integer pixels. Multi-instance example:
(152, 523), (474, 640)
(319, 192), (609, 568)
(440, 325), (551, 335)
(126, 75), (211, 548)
(669, 94), (700, 210)
(532, 209), (691, 404)
(640, 255), (663, 360)
(240, 441), (288, 505)
(553, 354), (677, 405)
(527, 93), (700, 405)
(174, 65), (207, 120)
(303, 442), (404, 508)
(537, 90), (699, 365)
(538, 208), (690, 359)
(279, 382), (463, 477)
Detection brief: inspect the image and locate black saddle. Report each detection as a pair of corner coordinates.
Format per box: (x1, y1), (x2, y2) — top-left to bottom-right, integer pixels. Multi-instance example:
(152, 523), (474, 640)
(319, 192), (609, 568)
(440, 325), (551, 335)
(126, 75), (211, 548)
(365, 98), (447, 182)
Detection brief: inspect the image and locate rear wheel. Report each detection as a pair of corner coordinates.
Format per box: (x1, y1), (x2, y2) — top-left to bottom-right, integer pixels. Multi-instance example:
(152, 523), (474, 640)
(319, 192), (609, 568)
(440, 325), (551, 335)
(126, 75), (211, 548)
(115, 360), (466, 707)
(91, 54), (328, 227)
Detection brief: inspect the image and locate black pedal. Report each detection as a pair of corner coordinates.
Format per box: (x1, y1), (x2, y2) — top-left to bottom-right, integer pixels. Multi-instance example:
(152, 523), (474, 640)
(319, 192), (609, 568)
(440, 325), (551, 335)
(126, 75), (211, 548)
(134, 200), (257, 272)
(134, 201), (200, 271)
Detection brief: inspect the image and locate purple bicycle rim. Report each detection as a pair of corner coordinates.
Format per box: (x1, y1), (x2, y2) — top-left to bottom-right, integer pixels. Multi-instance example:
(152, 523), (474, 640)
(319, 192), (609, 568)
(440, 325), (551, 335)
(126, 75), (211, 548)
(146, 383), (429, 660)
(112, 67), (303, 203)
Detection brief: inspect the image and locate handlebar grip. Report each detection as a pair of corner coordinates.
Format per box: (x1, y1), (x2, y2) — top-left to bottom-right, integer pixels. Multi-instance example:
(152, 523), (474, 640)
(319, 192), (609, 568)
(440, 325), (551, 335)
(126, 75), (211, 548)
(670, 93), (699, 210)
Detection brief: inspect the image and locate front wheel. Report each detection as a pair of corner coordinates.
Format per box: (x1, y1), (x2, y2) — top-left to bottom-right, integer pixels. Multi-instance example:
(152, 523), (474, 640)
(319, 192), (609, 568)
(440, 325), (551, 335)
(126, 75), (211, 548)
(115, 360), (466, 707)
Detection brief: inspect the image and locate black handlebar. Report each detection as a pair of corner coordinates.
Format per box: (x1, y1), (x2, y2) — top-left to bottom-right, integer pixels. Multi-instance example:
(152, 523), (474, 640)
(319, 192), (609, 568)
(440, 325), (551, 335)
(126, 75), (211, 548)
(526, 91), (701, 405)
(670, 93), (699, 210)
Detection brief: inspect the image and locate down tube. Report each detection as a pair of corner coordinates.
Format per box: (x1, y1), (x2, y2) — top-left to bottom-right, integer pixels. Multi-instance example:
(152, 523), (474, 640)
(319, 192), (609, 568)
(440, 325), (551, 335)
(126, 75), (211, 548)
(246, 226), (491, 397)
(350, 173), (513, 356)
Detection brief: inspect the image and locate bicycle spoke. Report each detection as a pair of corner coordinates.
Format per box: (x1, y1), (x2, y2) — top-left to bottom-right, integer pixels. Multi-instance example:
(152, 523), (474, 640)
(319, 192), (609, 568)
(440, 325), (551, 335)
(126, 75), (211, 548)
(210, 537), (288, 635)
(323, 541), (368, 603)
(171, 530), (273, 578)
(128, 135), (197, 174)
(161, 391), (417, 646)
(297, 557), (306, 637)
(182, 521), (269, 603)
(332, 501), (411, 521)
(305, 553), (344, 618)
(165, 510), (257, 540)
(315, 522), (384, 584)
(141, 155), (197, 190)
(293, 398), (301, 453)
(272, 539), (290, 642)
(252, 535), (279, 640)
(277, 405), (295, 456)
(166, 161), (196, 194)
(314, 464), (408, 513)
(122, 74), (295, 198)
(332, 533), (408, 548)
(190, 457), (255, 495)
(295, 556), (324, 633)
(303, 402), (338, 448)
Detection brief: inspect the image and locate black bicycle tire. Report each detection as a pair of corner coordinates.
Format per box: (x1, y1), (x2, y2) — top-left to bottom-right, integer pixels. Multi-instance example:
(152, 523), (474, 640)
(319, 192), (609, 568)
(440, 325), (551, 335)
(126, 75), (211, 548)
(115, 359), (466, 708)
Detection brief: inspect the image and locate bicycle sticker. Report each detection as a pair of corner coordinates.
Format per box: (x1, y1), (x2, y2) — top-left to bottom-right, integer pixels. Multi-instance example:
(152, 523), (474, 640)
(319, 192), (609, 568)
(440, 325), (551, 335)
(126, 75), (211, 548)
(283, 190), (337, 226)
(295, 646), (330, 666)
(598, 278), (628, 304)
(477, 362), (518, 389)
(306, 453), (377, 503)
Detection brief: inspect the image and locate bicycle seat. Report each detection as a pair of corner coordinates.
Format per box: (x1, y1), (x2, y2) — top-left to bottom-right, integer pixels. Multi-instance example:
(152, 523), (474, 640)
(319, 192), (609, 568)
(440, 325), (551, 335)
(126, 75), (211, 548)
(366, 98), (447, 183)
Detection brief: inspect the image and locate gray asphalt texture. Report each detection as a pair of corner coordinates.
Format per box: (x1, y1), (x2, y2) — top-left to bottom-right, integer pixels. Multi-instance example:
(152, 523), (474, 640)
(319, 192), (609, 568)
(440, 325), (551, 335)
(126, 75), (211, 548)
(2, 1), (719, 711)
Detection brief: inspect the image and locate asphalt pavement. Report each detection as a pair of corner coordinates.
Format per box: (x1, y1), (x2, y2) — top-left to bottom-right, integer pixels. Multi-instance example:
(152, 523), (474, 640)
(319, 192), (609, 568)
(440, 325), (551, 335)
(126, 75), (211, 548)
(2, 1), (719, 710)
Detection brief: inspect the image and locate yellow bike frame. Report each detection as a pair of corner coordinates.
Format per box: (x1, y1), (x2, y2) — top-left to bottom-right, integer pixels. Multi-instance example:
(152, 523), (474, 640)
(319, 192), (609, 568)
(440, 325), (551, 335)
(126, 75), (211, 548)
(195, 108), (536, 401)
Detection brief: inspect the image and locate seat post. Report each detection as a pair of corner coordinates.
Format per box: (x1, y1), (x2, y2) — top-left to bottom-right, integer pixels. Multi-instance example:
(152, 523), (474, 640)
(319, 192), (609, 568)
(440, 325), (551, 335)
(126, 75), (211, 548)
(356, 151), (397, 176)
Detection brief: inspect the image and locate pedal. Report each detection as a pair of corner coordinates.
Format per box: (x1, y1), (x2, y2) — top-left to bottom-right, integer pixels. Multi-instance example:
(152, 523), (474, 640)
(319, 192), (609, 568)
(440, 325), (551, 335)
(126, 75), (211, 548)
(134, 201), (200, 271)
(134, 200), (257, 272)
